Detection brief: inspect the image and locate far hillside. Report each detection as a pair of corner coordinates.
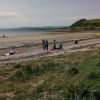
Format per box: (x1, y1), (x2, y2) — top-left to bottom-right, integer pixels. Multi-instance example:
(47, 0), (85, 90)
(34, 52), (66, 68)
(70, 19), (100, 30)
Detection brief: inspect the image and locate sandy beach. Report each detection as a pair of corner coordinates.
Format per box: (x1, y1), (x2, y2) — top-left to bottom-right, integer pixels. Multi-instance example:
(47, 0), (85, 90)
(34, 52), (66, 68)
(0, 32), (99, 48)
(0, 32), (100, 64)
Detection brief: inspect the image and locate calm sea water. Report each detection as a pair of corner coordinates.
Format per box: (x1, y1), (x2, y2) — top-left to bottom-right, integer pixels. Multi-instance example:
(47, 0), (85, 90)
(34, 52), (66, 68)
(0, 29), (49, 37)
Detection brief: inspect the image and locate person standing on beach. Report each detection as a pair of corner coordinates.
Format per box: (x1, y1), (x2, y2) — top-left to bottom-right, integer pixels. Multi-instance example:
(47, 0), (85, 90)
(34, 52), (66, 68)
(58, 41), (63, 49)
(53, 40), (56, 49)
(45, 40), (49, 50)
(42, 39), (45, 49)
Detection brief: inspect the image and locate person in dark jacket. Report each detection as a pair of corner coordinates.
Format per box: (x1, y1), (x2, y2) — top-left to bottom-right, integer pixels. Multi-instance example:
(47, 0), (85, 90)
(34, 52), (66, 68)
(45, 40), (49, 50)
(42, 39), (45, 49)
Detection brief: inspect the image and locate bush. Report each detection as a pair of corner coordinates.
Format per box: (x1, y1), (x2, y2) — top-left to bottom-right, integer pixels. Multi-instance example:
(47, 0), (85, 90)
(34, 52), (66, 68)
(67, 67), (79, 76)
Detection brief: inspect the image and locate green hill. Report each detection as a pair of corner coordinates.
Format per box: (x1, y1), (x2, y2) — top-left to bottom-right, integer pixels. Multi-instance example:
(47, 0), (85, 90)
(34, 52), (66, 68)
(70, 19), (100, 30)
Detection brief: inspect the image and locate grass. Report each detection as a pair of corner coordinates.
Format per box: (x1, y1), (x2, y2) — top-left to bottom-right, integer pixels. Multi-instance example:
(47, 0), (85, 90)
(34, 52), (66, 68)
(70, 19), (100, 29)
(0, 49), (100, 99)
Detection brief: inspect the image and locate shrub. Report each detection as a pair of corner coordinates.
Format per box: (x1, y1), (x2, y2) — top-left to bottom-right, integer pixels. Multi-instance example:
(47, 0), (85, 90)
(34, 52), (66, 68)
(67, 67), (79, 76)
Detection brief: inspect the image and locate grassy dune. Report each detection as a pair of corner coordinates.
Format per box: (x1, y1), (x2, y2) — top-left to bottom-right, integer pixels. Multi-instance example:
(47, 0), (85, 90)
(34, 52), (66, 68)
(0, 49), (100, 100)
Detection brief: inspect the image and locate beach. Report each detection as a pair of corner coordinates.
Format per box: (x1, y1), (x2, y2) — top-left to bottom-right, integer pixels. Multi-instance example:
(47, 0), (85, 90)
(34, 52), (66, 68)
(0, 31), (100, 64)
(0, 32), (98, 48)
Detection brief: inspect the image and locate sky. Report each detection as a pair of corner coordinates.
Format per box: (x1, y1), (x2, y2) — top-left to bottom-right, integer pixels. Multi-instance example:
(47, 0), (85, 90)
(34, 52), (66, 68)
(0, 0), (100, 28)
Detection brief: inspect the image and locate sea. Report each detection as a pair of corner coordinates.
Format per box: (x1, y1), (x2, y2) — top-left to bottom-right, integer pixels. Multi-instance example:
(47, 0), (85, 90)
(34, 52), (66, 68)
(0, 29), (50, 37)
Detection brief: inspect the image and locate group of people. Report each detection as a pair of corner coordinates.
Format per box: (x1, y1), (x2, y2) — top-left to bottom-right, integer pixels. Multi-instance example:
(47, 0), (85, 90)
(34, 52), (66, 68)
(42, 39), (63, 51)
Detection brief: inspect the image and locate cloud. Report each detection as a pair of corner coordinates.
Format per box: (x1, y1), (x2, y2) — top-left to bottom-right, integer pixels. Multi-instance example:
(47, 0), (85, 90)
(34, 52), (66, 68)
(0, 12), (17, 18)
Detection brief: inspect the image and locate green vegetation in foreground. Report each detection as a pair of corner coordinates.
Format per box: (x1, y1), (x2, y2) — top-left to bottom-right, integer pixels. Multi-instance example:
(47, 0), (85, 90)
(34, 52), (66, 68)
(70, 19), (100, 30)
(0, 49), (100, 100)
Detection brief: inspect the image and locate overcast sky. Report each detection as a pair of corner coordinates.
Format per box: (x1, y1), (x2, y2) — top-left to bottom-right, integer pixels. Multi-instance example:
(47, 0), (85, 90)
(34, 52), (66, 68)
(0, 0), (100, 28)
